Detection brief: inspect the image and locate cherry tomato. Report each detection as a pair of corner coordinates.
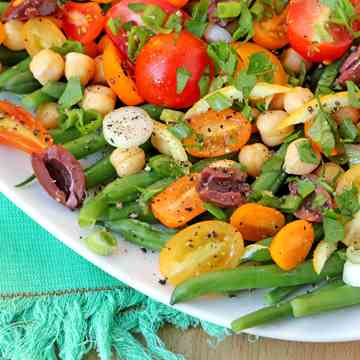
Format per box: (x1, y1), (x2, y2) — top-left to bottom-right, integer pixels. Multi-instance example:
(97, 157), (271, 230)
(253, 6), (288, 50)
(233, 42), (287, 85)
(61, 2), (104, 44)
(183, 109), (252, 158)
(287, 0), (353, 62)
(159, 220), (244, 285)
(135, 31), (214, 109)
(105, 0), (179, 61)
(103, 40), (143, 105)
(22, 17), (66, 56)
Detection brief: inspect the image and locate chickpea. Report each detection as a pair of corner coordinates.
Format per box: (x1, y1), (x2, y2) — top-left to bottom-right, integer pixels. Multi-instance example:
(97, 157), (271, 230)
(110, 147), (145, 177)
(81, 85), (116, 116)
(315, 162), (344, 186)
(283, 87), (314, 113)
(256, 110), (294, 147)
(239, 143), (271, 177)
(333, 106), (360, 125)
(36, 102), (59, 129)
(283, 138), (321, 175)
(65, 52), (96, 86)
(93, 55), (106, 85)
(3, 20), (25, 51)
(281, 48), (312, 75)
(29, 49), (64, 85)
(208, 159), (238, 169)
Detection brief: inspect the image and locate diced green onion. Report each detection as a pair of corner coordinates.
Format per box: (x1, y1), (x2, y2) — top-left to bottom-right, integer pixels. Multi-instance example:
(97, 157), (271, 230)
(84, 228), (117, 256)
(168, 120), (193, 140)
(160, 109), (184, 123)
(203, 202), (228, 220)
(344, 144), (360, 165)
(280, 195), (303, 213)
(206, 91), (232, 111)
(216, 1), (242, 18)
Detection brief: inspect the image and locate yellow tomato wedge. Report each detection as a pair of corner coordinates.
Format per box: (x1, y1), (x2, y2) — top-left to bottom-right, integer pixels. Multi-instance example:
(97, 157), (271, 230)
(277, 92), (352, 130)
(336, 164), (360, 195)
(160, 220), (244, 285)
(22, 17), (66, 56)
(312, 240), (337, 275)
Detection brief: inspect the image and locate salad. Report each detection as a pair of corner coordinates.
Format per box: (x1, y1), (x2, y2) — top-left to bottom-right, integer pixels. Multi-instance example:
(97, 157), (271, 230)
(1, 0), (360, 332)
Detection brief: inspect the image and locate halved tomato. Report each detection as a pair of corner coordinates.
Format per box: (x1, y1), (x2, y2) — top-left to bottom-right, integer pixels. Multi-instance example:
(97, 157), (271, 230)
(183, 109), (252, 158)
(61, 2), (104, 44)
(159, 220), (244, 285)
(287, 0), (353, 62)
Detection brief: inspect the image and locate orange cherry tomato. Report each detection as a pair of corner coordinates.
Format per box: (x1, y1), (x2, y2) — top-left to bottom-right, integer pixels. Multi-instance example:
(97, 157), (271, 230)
(159, 220), (244, 285)
(151, 174), (205, 228)
(103, 40), (143, 105)
(230, 203), (285, 241)
(233, 42), (288, 85)
(0, 101), (52, 154)
(270, 220), (314, 271)
(0, 23), (5, 45)
(183, 109), (252, 158)
(167, 0), (189, 7)
(253, 6), (288, 49)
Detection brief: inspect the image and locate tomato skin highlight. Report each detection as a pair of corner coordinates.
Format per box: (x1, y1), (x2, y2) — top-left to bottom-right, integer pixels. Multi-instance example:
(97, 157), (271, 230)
(159, 220), (244, 285)
(61, 2), (105, 44)
(135, 31), (214, 109)
(287, 0), (353, 62)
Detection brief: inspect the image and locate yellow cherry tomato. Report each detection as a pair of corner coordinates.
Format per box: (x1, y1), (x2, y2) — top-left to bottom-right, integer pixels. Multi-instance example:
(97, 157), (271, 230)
(159, 220), (244, 285)
(22, 17), (66, 56)
(336, 164), (360, 195)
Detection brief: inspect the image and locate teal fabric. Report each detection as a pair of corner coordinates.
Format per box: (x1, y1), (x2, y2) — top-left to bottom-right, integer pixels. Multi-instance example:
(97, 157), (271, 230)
(0, 193), (228, 359)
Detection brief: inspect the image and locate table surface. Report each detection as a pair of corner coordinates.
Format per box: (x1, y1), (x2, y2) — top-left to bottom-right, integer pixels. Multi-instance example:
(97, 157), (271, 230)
(87, 326), (360, 359)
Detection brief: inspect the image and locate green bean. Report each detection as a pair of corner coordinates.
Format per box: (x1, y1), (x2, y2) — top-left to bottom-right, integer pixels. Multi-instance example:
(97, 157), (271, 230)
(0, 57), (31, 88)
(63, 133), (108, 159)
(291, 283), (360, 318)
(49, 127), (81, 144)
(79, 193), (108, 228)
(103, 171), (163, 203)
(170, 252), (344, 305)
(104, 202), (156, 222)
(203, 202), (228, 221)
(41, 81), (66, 99)
(149, 154), (185, 177)
(231, 280), (344, 332)
(85, 154), (117, 189)
(0, 45), (27, 66)
(265, 285), (303, 305)
(252, 171), (284, 193)
(3, 70), (40, 94)
(105, 219), (173, 251)
(22, 89), (53, 111)
(138, 177), (175, 204)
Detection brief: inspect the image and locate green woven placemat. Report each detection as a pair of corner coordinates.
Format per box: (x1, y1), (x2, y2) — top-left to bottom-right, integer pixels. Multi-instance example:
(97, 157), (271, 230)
(0, 193), (227, 360)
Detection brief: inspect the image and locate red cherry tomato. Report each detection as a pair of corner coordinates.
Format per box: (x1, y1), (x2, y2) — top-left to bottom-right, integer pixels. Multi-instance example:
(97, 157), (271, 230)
(287, 0), (353, 62)
(135, 31), (214, 109)
(105, 0), (183, 61)
(61, 2), (105, 44)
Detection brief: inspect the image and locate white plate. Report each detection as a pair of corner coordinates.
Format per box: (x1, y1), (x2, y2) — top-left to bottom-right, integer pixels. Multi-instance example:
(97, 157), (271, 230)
(1, 146), (360, 343)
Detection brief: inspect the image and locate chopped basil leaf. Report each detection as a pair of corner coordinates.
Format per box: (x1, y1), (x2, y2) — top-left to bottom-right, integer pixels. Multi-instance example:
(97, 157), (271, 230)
(127, 26), (153, 62)
(247, 52), (275, 82)
(335, 185), (360, 218)
(308, 111), (336, 157)
(216, 1), (242, 18)
(315, 58), (342, 96)
(323, 215), (344, 243)
(207, 42), (238, 77)
(312, 193), (328, 208)
(185, 0), (209, 37)
(344, 144), (360, 165)
(176, 67), (192, 94)
(206, 91), (232, 111)
(165, 12), (183, 32)
(168, 120), (193, 140)
(52, 40), (84, 55)
(107, 17), (122, 35)
(346, 81), (360, 108)
(128, 2), (146, 12)
(297, 179), (316, 199)
(233, 5), (253, 41)
(198, 66), (211, 97)
(297, 140), (320, 164)
(123, 21), (134, 31)
(209, 75), (228, 92)
(160, 109), (184, 123)
(234, 70), (256, 98)
(142, 4), (167, 30)
(280, 195), (303, 213)
(339, 118), (359, 142)
(59, 77), (83, 109)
